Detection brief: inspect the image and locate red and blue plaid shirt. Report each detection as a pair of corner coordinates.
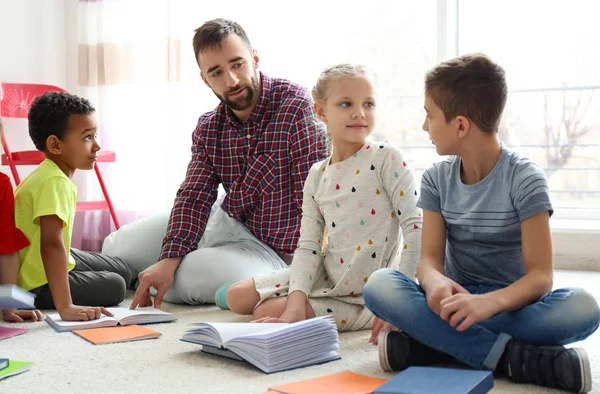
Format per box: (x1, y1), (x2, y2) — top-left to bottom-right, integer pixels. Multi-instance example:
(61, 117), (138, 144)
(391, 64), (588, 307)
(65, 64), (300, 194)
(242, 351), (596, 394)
(159, 73), (329, 260)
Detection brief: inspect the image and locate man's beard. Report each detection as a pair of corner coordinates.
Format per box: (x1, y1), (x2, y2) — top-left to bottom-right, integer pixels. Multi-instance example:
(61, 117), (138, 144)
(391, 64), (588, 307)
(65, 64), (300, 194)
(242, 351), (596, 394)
(215, 72), (261, 111)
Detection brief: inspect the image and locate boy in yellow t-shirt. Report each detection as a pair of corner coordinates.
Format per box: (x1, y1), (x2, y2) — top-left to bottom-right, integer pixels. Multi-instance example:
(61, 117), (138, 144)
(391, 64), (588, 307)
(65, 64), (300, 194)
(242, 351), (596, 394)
(14, 92), (131, 321)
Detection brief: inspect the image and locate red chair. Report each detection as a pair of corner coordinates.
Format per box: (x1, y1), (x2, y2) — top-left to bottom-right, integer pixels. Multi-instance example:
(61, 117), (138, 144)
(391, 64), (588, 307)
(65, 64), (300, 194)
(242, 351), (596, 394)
(0, 82), (121, 229)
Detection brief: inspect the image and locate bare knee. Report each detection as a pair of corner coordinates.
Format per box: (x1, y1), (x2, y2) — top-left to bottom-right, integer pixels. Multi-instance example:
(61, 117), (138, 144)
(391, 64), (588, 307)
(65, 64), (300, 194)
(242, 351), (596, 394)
(227, 279), (259, 315)
(253, 297), (287, 320)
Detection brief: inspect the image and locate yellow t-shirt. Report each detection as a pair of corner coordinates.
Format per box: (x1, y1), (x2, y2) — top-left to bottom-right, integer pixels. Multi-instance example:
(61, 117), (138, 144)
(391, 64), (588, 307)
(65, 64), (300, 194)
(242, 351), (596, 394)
(14, 159), (77, 291)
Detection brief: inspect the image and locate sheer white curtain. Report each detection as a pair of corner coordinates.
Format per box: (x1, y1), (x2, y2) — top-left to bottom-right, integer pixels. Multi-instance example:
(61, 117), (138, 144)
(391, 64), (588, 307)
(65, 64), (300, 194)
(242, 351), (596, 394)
(76, 0), (438, 245)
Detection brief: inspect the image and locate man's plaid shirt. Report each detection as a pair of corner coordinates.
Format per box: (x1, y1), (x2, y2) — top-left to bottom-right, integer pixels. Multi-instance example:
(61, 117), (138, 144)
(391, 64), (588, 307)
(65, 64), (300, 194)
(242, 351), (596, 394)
(159, 73), (329, 260)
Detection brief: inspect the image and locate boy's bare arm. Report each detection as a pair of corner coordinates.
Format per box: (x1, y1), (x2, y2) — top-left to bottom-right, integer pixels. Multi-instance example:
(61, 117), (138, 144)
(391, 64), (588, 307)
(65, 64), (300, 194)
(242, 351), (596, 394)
(417, 209), (470, 315)
(40, 215), (73, 311)
(0, 252), (20, 286)
(417, 209), (448, 291)
(40, 215), (112, 321)
(488, 211), (553, 312)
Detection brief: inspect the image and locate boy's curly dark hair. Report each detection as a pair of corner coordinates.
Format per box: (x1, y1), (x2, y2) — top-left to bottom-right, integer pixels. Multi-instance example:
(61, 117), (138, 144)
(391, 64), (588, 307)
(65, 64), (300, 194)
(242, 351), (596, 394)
(28, 91), (95, 151)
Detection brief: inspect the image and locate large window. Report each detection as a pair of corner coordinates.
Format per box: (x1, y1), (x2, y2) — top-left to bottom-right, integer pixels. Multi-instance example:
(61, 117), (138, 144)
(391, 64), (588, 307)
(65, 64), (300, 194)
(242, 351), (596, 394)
(78, 0), (600, 220)
(455, 0), (600, 214)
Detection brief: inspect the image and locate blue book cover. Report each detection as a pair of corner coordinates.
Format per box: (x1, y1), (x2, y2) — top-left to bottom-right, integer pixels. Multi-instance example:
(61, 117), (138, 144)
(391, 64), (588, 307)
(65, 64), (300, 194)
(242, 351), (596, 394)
(0, 285), (36, 310)
(374, 367), (493, 394)
(0, 359), (8, 371)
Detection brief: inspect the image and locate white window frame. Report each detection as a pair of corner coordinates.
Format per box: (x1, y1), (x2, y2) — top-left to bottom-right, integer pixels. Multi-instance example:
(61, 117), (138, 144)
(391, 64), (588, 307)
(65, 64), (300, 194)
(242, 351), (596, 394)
(437, 0), (600, 270)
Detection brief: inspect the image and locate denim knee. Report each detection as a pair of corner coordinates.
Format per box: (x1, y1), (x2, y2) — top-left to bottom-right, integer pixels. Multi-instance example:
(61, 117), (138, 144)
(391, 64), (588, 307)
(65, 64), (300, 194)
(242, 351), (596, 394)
(539, 287), (600, 343)
(363, 268), (414, 313)
(566, 288), (600, 338)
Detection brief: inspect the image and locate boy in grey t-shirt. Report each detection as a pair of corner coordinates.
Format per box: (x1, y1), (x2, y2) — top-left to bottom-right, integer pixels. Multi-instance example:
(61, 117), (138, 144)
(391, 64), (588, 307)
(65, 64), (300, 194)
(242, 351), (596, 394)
(363, 53), (599, 393)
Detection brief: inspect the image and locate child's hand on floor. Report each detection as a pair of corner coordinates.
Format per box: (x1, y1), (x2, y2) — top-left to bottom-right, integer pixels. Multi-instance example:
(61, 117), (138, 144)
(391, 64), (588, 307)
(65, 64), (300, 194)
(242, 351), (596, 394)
(253, 305), (306, 324)
(2, 308), (43, 323)
(58, 304), (113, 321)
(368, 317), (400, 345)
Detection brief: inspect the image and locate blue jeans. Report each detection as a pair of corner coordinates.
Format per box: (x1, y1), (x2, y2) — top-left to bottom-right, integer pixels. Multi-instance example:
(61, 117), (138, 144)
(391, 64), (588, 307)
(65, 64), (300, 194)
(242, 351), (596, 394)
(363, 268), (600, 370)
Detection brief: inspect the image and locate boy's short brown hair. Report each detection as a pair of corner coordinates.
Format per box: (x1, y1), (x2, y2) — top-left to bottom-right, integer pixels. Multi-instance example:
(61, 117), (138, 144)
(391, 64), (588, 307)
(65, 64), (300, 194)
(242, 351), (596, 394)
(425, 53), (507, 132)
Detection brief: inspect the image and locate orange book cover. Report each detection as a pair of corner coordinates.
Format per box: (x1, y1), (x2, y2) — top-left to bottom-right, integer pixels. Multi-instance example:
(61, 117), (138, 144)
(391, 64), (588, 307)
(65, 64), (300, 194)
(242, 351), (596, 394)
(269, 370), (388, 394)
(73, 324), (161, 345)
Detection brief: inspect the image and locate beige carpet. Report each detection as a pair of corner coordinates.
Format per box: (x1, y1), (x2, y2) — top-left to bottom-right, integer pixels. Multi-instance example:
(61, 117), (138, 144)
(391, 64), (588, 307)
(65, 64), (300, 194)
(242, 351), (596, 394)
(1, 271), (599, 394)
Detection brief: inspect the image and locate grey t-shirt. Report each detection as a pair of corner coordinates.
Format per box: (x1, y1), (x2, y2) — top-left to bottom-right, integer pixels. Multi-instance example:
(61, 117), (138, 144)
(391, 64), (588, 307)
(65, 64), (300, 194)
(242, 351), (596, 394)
(418, 145), (553, 287)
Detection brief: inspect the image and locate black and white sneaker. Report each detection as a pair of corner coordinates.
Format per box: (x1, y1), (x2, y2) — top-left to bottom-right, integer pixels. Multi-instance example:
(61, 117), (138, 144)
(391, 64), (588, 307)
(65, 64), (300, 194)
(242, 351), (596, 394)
(500, 340), (592, 393)
(378, 330), (455, 372)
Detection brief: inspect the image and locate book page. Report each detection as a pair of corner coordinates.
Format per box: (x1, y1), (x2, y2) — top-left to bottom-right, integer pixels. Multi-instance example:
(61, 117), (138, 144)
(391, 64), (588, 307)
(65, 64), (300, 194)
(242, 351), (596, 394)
(106, 307), (170, 323)
(46, 313), (116, 327)
(191, 322), (289, 344)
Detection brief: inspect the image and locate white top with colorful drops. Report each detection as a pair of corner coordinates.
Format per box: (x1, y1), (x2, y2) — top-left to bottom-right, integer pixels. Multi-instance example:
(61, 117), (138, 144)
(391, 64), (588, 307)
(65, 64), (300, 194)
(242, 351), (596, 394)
(288, 141), (423, 303)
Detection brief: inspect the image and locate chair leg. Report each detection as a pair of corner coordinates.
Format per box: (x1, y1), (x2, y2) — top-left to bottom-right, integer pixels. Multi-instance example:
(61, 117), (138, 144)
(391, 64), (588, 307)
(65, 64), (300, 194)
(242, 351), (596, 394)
(94, 163), (121, 230)
(1, 134), (22, 185)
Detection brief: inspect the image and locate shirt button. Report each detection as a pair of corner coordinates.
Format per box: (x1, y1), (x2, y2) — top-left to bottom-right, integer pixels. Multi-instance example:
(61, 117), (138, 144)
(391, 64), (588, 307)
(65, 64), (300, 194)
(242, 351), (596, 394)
(246, 134), (251, 139)
(229, 188), (233, 193)
(229, 213), (234, 217)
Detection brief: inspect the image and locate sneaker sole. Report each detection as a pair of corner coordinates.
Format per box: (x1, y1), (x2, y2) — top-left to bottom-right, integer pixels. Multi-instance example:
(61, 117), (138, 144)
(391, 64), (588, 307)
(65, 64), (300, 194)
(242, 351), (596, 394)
(378, 330), (393, 372)
(573, 347), (591, 393)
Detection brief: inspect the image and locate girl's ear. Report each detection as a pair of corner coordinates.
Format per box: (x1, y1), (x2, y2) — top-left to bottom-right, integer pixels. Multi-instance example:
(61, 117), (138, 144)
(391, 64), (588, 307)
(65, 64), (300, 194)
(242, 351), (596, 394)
(314, 101), (327, 123)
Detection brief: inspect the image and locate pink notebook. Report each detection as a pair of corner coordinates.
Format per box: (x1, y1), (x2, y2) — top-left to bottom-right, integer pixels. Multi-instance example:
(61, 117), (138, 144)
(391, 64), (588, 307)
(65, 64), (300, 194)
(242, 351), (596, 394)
(0, 326), (29, 340)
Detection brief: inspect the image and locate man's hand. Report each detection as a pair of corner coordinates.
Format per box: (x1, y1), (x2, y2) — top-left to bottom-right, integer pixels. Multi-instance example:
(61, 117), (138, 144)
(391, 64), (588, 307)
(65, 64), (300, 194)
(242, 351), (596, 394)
(425, 277), (469, 315)
(2, 308), (43, 323)
(440, 293), (502, 332)
(369, 317), (400, 345)
(130, 258), (179, 310)
(58, 305), (112, 321)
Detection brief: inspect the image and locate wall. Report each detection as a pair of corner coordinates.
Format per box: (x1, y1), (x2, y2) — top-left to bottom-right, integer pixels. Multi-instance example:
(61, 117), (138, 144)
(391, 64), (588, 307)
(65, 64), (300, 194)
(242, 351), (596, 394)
(0, 0), (93, 248)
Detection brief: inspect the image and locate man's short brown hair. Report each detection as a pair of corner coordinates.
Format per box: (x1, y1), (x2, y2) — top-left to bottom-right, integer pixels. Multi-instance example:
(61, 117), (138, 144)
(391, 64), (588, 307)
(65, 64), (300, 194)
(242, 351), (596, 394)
(192, 18), (252, 66)
(425, 53), (507, 132)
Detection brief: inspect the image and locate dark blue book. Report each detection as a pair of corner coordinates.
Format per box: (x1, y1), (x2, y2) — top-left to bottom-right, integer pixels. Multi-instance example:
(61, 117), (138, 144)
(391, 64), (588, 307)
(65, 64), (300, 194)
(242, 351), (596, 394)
(374, 367), (493, 394)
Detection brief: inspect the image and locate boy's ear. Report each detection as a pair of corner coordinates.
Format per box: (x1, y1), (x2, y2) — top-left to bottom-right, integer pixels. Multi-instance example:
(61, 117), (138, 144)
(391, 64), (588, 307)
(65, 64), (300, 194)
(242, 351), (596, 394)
(314, 102), (327, 123)
(45, 135), (62, 155)
(456, 115), (471, 139)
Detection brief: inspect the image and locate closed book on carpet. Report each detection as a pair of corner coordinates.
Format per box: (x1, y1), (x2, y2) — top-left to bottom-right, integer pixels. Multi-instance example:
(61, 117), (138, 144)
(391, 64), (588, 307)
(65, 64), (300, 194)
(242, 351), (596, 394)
(0, 361), (32, 381)
(73, 324), (162, 344)
(181, 316), (340, 374)
(45, 307), (176, 332)
(373, 367), (493, 394)
(269, 370), (388, 394)
(0, 326), (29, 341)
(0, 285), (36, 309)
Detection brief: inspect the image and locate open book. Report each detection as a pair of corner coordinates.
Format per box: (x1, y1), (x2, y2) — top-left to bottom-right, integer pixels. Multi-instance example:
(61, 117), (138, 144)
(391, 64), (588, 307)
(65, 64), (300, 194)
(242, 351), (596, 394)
(0, 285), (36, 309)
(181, 316), (340, 374)
(45, 307), (176, 332)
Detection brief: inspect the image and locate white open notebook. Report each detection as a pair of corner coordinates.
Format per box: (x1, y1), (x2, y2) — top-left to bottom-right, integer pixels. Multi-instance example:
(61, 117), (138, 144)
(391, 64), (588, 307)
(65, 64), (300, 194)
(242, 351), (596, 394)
(181, 316), (340, 374)
(45, 307), (176, 332)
